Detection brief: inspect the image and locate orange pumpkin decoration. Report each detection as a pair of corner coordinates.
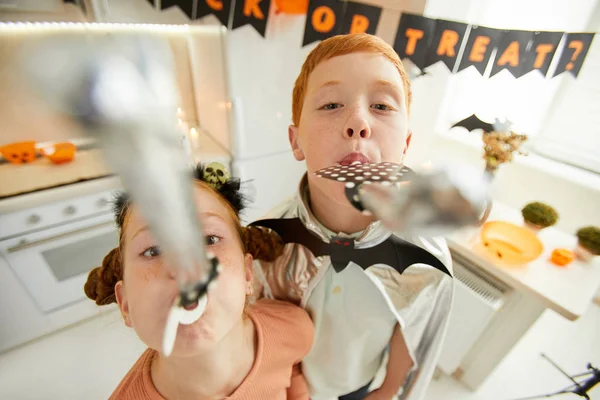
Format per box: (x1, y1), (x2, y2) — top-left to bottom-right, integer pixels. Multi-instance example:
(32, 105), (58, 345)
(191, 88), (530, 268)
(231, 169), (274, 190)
(0, 141), (37, 164)
(550, 248), (574, 267)
(274, 0), (308, 15)
(40, 142), (76, 164)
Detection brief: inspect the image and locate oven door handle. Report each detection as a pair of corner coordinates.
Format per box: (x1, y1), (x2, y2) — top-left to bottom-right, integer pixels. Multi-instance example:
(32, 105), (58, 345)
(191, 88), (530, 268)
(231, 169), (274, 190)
(6, 221), (116, 253)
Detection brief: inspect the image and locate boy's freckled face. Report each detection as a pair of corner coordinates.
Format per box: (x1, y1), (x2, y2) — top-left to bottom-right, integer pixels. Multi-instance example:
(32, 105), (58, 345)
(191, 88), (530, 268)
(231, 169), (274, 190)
(289, 52), (411, 206)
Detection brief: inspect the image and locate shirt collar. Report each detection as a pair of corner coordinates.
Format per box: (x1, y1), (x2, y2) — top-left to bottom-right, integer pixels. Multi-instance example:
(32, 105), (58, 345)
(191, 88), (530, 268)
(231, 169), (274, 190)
(294, 173), (390, 244)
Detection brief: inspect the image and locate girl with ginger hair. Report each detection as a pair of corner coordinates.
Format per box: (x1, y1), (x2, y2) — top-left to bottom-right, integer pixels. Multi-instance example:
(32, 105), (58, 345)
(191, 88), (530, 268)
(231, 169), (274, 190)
(84, 164), (313, 400)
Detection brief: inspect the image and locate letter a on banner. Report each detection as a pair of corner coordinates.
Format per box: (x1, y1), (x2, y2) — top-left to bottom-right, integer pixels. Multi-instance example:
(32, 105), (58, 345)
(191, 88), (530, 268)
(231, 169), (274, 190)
(490, 30), (533, 78)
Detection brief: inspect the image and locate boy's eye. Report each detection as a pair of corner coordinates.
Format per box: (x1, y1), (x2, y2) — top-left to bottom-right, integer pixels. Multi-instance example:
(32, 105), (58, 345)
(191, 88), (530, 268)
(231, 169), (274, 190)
(372, 104), (392, 111)
(206, 235), (221, 246)
(321, 103), (342, 110)
(141, 246), (161, 258)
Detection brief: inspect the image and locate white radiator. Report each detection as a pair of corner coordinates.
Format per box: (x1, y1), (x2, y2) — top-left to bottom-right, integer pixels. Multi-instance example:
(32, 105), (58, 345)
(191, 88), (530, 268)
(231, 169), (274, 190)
(438, 251), (507, 375)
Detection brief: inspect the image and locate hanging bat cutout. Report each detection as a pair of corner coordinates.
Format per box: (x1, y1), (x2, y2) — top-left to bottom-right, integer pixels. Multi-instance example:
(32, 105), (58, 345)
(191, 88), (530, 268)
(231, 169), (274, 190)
(249, 217), (451, 277)
(452, 114), (496, 133)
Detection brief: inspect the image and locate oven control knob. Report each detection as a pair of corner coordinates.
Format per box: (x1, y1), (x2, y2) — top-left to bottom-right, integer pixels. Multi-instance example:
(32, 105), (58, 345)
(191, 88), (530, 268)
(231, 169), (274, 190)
(97, 198), (109, 208)
(64, 205), (77, 216)
(28, 214), (41, 224)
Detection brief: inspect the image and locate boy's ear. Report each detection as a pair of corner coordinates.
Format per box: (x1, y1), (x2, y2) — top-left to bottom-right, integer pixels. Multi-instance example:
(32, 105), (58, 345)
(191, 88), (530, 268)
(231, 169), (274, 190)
(288, 125), (305, 161)
(403, 131), (413, 155)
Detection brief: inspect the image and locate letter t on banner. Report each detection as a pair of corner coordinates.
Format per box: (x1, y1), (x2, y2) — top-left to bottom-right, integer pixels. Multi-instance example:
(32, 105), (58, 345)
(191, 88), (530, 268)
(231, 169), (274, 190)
(520, 31), (563, 77)
(393, 13), (437, 71)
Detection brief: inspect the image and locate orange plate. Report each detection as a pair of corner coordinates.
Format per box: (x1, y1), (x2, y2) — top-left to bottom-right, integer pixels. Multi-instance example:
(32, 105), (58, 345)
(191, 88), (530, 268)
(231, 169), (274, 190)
(40, 142), (76, 164)
(480, 221), (544, 264)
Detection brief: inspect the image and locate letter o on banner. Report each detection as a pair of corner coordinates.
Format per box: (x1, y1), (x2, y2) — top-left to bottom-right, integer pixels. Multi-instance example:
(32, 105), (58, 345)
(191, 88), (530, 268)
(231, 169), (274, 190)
(302, 0), (344, 46)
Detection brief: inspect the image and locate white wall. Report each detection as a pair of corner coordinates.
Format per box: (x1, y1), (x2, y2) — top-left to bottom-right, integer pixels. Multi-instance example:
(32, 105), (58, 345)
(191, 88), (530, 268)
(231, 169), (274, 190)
(69, 0), (599, 232)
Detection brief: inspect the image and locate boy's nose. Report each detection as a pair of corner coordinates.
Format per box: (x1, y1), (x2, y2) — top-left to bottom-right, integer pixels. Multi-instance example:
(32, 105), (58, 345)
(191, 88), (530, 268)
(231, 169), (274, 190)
(343, 117), (371, 140)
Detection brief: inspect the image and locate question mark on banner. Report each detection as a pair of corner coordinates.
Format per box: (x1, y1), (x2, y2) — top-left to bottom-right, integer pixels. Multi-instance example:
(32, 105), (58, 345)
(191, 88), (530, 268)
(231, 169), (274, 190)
(567, 40), (583, 70)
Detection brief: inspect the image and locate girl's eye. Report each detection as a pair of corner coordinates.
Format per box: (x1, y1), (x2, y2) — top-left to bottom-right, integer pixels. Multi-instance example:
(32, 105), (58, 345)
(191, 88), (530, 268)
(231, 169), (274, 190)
(142, 246), (161, 258)
(321, 103), (342, 110)
(372, 104), (392, 111)
(206, 235), (221, 246)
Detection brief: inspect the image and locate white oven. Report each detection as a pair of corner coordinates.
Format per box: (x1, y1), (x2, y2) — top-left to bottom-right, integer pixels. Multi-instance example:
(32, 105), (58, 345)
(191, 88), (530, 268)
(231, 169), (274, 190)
(0, 189), (119, 314)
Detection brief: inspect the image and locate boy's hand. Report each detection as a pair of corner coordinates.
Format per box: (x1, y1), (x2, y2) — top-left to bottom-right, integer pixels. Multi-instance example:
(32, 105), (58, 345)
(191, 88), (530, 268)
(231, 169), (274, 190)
(363, 386), (397, 400)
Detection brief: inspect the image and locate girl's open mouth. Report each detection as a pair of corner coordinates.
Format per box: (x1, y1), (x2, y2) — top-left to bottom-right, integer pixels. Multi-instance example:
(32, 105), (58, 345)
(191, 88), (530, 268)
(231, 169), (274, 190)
(162, 294), (209, 356)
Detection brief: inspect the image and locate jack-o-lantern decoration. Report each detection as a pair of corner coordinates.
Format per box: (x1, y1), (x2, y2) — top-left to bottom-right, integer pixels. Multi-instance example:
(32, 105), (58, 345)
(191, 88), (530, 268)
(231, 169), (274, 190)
(550, 248), (574, 267)
(274, 0), (308, 15)
(0, 141), (37, 164)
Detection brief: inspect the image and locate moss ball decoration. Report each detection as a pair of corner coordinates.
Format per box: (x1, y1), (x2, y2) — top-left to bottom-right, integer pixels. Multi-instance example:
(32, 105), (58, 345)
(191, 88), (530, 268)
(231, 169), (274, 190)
(521, 202), (559, 228)
(576, 226), (600, 255)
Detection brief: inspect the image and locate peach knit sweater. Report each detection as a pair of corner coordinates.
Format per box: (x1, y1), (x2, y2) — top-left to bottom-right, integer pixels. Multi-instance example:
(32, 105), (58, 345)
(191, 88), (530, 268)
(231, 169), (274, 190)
(109, 299), (314, 400)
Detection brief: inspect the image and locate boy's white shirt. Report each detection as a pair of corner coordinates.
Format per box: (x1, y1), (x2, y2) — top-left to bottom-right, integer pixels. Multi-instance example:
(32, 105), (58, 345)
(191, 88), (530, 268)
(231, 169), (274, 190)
(251, 175), (454, 400)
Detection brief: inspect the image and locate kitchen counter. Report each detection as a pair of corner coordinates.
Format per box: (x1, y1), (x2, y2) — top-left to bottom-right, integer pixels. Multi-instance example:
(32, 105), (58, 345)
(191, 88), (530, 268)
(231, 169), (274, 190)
(0, 130), (232, 354)
(445, 201), (600, 390)
(0, 131), (231, 215)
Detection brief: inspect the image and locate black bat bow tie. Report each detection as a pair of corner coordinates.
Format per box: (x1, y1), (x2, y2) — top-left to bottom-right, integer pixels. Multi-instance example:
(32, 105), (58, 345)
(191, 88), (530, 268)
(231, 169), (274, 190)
(249, 218), (451, 277)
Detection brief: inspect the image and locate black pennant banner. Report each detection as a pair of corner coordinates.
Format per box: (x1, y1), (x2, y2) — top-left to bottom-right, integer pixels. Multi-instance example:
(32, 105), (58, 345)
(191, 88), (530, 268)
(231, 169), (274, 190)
(553, 33), (595, 78)
(341, 1), (382, 35)
(302, 0), (345, 47)
(148, 3), (594, 81)
(424, 20), (469, 71)
(231, 0), (272, 37)
(520, 31), (564, 77)
(196, 0), (233, 27)
(161, 0), (193, 19)
(457, 25), (501, 75)
(490, 30), (533, 78)
(393, 13), (437, 71)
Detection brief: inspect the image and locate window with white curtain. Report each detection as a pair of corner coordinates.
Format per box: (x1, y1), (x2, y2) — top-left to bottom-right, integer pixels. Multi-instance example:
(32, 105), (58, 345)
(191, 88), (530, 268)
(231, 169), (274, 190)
(531, 4), (600, 174)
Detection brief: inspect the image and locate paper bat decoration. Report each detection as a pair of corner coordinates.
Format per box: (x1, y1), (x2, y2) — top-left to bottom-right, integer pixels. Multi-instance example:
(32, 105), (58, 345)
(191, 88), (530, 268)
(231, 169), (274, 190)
(249, 217), (451, 277)
(451, 114), (496, 133)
